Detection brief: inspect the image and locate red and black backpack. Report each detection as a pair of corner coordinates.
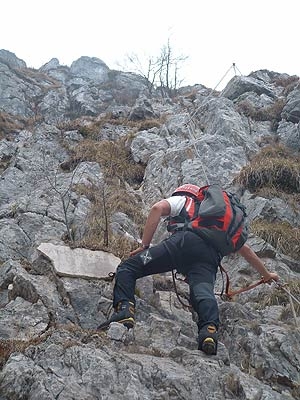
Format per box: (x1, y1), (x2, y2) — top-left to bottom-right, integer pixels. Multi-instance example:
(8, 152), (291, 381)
(167, 184), (248, 256)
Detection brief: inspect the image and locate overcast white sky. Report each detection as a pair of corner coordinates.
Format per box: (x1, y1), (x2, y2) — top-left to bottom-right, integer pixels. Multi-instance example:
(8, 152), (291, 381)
(1, 0), (299, 89)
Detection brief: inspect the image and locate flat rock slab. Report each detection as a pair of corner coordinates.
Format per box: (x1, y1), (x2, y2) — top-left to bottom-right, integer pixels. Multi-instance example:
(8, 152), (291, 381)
(38, 243), (120, 279)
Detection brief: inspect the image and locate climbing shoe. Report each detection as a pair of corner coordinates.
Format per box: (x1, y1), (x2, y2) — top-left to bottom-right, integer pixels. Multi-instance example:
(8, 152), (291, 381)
(198, 324), (218, 355)
(97, 301), (135, 331)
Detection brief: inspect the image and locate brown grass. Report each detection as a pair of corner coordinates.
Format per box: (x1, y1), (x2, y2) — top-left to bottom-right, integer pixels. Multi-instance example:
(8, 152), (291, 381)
(236, 98), (285, 125)
(57, 111), (168, 255)
(272, 75), (299, 96)
(17, 67), (62, 88)
(235, 144), (300, 193)
(251, 220), (300, 260)
(224, 373), (244, 397)
(77, 234), (136, 261)
(0, 111), (26, 138)
(68, 137), (145, 187)
(59, 113), (165, 140)
(73, 180), (146, 259)
(0, 335), (48, 368)
(235, 144), (300, 260)
(0, 324), (110, 368)
(255, 278), (300, 316)
(252, 186), (300, 206)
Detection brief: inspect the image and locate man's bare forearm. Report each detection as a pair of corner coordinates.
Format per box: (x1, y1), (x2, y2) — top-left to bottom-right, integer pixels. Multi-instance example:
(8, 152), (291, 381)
(238, 244), (279, 282)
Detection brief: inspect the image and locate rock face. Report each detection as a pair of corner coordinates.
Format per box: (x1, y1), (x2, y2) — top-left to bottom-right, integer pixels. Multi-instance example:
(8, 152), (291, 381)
(0, 51), (299, 400)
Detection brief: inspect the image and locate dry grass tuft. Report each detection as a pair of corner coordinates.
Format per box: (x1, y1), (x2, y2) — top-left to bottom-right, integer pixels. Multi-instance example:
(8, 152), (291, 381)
(235, 144), (300, 193)
(67, 135), (147, 255)
(77, 228), (138, 261)
(56, 112), (170, 256)
(0, 111), (26, 138)
(0, 334), (49, 368)
(224, 373), (244, 397)
(60, 113), (166, 140)
(255, 279), (300, 316)
(251, 219), (300, 260)
(69, 137), (146, 186)
(235, 144), (300, 260)
(251, 187), (300, 211)
(236, 98), (285, 130)
(0, 324), (110, 368)
(272, 75), (299, 96)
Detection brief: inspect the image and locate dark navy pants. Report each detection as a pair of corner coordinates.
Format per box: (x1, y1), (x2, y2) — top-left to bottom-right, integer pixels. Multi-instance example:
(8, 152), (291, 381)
(113, 231), (220, 329)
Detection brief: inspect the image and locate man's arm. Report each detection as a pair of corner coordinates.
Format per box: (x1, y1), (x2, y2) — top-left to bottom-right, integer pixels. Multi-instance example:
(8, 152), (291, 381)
(130, 200), (171, 256)
(238, 243), (279, 282)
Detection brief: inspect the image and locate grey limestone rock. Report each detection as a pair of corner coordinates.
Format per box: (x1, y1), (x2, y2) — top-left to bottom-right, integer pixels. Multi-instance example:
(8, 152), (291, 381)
(0, 53), (299, 399)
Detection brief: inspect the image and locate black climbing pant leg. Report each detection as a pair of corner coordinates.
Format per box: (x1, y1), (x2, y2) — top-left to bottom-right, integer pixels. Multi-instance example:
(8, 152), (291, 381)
(188, 265), (219, 330)
(113, 240), (174, 308)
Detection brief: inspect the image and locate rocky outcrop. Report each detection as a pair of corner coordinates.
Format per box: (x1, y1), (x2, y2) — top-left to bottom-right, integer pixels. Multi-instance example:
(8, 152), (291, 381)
(221, 75), (276, 101)
(282, 86), (300, 123)
(0, 51), (299, 399)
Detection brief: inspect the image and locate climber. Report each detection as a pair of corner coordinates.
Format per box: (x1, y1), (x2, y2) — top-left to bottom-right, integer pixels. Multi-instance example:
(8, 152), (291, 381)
(97, 184), (279, 356)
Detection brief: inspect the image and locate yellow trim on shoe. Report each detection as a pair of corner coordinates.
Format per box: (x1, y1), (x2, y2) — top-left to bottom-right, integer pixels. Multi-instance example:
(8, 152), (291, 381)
(202, 337), (216, 355)
(117, 317), (135, 328)
(207, 325), (217, 334)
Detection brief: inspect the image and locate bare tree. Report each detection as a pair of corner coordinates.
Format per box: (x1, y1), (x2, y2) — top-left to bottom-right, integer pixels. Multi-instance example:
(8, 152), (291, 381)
(44, 166), (79, 242)
(100, 183), (109, 247)
(161, 38), (187, 92)
(39, 154), (88, 244)
(122, 38), (188, 96)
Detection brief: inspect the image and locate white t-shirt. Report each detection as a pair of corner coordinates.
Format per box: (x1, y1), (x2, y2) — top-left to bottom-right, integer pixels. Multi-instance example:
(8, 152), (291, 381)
(165, 196), (186, 216)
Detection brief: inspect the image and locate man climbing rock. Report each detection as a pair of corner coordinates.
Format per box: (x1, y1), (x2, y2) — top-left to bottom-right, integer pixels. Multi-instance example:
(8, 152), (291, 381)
(98, 184), (279, 355)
